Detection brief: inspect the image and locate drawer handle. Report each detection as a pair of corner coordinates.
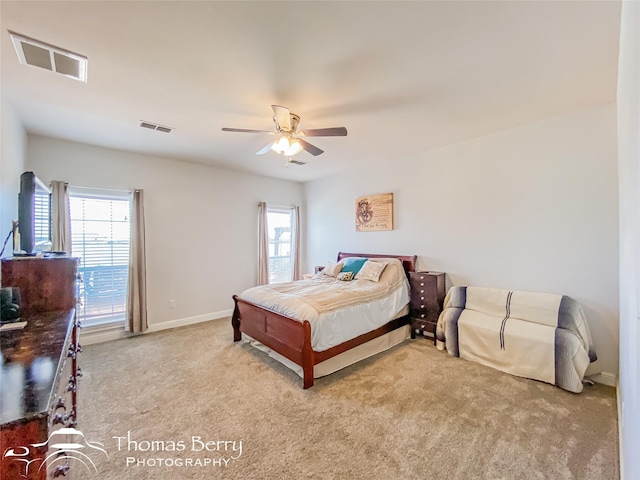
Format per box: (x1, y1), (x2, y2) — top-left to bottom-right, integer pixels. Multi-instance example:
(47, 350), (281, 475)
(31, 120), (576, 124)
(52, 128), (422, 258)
(420, 305), (424, 308)
(54, 397), (66, 412)
(67, 344), (82, 359)
(52, 413), (66, 426)
(53, 464), (70, 477)
(420, 290), (424, 294)
(420, 296), (424, 300)
(420, 314), (425, 318)
(65, 409), (77, 428)
(420, 283), (424, 286)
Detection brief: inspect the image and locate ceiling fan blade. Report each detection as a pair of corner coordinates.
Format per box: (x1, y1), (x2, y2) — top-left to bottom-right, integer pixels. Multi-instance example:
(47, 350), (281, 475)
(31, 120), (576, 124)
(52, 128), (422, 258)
(222, 128), (272, 134)
(298, 139), (324, 156)
(272, 105), (292, 131)
(256, 143), (273, 155)
(299, 127), (347, 137)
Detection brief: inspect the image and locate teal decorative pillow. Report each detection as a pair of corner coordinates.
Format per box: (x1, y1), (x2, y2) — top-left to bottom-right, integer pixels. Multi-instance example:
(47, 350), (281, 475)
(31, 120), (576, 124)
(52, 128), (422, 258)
(341, 257), (368, 276)
(336, 271), (354, 281)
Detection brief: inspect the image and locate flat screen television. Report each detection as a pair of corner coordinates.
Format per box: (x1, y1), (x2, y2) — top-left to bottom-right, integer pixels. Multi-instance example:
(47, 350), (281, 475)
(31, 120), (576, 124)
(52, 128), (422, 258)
(18, 171), (51, 255)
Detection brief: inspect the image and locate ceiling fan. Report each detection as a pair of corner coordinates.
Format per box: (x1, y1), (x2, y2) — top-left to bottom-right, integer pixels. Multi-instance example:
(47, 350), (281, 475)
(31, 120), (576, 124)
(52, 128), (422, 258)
(222, 105), (347, 160)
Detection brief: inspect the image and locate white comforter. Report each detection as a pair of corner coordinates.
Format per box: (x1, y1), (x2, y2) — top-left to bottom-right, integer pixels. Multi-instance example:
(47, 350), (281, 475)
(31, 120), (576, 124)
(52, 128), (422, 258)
(239, 259), (410, 352)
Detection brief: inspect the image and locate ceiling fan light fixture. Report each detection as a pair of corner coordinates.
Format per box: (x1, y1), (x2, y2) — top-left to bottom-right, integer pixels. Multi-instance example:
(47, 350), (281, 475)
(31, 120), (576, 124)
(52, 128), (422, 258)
(270, 135), (303, 156)
(222, 105), (345, 159)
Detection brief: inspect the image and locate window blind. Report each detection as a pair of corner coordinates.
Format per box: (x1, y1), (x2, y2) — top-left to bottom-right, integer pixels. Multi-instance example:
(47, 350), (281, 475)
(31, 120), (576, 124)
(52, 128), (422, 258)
(267, 207), (292, 283)
(69, 192), (130, 327)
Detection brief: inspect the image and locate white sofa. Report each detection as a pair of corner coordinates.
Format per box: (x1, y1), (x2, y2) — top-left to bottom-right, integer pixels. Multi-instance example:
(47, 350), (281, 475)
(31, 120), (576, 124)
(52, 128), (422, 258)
(435, 286), (597, 393)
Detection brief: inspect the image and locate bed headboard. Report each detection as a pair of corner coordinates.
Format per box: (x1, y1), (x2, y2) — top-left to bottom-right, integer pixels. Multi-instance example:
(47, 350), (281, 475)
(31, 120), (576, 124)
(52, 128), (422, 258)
(336, 252), (417, 278)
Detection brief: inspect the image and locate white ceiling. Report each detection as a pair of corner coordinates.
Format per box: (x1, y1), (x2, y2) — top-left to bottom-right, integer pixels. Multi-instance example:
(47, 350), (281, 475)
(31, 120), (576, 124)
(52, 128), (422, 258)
(0, 1), (621, 183)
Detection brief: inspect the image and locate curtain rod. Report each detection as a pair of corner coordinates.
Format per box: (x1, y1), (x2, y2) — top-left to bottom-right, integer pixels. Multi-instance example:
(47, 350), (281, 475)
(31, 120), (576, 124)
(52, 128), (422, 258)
(69, 185), (133, 193)
(257, 203), (298, 209)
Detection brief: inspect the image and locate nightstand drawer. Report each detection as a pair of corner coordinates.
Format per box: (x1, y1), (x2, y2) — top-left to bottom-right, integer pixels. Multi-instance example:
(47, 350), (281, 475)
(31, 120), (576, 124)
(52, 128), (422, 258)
(410, 316), (437, 341)
(408, 272), (445, 307)
(410, 308), (438, 321)
(410, 291), (439, 309)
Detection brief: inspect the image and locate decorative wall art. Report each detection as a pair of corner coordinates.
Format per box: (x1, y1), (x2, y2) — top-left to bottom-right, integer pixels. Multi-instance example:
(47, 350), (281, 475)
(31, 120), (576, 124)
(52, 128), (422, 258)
(355, 193), (393, 232)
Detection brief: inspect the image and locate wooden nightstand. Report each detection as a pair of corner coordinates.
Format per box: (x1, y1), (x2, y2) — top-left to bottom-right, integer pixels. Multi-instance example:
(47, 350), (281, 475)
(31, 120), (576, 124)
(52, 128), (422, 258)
(409, 271), (445, 342)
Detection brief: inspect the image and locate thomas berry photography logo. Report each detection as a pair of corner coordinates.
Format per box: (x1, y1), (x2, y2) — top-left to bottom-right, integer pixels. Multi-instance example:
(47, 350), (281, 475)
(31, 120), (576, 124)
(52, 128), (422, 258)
(3, 427), (108, 477)
(4, 428), (243, 476)
(112, 431), (243, 468)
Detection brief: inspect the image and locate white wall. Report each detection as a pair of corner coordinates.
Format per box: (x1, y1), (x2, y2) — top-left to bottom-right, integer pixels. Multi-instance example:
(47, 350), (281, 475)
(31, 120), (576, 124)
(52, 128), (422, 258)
(305, 104), (619, 379)
(27, 135), (304, 330)
(0, 100), (26, 259)
(616, 1), (639, 478)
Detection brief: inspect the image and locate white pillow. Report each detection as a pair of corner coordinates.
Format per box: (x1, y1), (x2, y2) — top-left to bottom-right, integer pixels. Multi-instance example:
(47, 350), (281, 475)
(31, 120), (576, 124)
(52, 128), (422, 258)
(355, 260), (388, 282)
(322, 261), (344, 277)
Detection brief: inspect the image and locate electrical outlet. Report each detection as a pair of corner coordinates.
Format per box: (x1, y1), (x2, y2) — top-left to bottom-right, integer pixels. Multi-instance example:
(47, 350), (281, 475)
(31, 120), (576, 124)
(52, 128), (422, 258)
(169, 300), (176, 308)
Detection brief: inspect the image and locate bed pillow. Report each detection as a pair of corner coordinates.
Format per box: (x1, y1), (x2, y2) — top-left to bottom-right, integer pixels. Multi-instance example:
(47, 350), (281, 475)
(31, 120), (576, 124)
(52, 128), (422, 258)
(355, 260), (388, 282)
(336, 271), (354, 281)
(340, 257), (368, 276)
(322, 261), (343, 277)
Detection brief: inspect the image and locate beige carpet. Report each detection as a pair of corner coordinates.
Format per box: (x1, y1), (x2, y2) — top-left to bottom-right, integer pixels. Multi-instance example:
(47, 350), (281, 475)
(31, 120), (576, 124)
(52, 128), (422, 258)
(74, 318), (618, 480)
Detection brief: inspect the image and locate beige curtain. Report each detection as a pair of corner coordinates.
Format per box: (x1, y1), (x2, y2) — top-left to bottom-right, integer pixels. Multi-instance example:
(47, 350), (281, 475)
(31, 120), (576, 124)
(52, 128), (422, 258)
(50, 181), (71, 253)
(127, 189), (148, 333)
(258, 202), (269, 285)
(291, 205), (301, 281)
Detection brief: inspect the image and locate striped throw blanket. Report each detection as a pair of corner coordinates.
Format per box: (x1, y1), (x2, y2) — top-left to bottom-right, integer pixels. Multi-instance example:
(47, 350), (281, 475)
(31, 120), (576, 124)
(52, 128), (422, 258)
(435, 286), (597, 393)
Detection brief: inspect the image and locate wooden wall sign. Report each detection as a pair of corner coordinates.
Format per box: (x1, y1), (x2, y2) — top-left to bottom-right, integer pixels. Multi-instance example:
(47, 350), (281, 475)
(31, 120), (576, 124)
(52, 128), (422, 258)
(355, 193), (393, 232)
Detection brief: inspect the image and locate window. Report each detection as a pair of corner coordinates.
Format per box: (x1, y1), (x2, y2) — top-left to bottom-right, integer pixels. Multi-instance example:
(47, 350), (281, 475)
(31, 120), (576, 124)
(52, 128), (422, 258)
(70, 190), (131, 327)
(33, 188), (51, 250)
(267, 207), (293, 283)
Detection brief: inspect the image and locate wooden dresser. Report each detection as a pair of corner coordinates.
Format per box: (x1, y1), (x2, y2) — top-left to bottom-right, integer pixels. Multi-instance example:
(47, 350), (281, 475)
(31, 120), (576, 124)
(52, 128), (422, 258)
(0, 257), (81, 480)
(409, 271), (446, 342)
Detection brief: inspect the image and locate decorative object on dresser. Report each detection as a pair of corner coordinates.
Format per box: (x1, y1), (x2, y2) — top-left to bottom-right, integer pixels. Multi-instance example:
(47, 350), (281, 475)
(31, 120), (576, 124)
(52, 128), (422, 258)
(409, 271), (445, 342)
(0, 287), (21, 323)
(0, 257), (81, 480)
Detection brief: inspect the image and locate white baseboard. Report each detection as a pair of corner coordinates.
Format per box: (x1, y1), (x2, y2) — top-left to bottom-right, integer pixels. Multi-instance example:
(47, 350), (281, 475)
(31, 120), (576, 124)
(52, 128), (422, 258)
(81, 309), (233, 345)
(81, 326), (129, 345)
(146, 309), (233, 333)
(587, 371), (617, 387)
(617, 378), (623, 480)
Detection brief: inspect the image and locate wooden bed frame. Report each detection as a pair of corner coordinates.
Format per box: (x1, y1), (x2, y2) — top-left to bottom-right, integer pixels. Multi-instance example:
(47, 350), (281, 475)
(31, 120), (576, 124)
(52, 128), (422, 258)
(231, 252), (417, 388)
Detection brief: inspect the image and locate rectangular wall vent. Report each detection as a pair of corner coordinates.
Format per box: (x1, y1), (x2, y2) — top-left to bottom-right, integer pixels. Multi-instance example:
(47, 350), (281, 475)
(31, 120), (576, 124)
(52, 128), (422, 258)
(9, 31), (88, 82)
(139, 121), (174, 133)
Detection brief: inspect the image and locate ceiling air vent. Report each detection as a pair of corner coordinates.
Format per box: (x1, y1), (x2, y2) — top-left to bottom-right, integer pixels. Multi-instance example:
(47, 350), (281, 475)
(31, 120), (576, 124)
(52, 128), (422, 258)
(9, 31), (88, 82)
(288, 159), (307, 166)
(139, 121), (174, 133)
